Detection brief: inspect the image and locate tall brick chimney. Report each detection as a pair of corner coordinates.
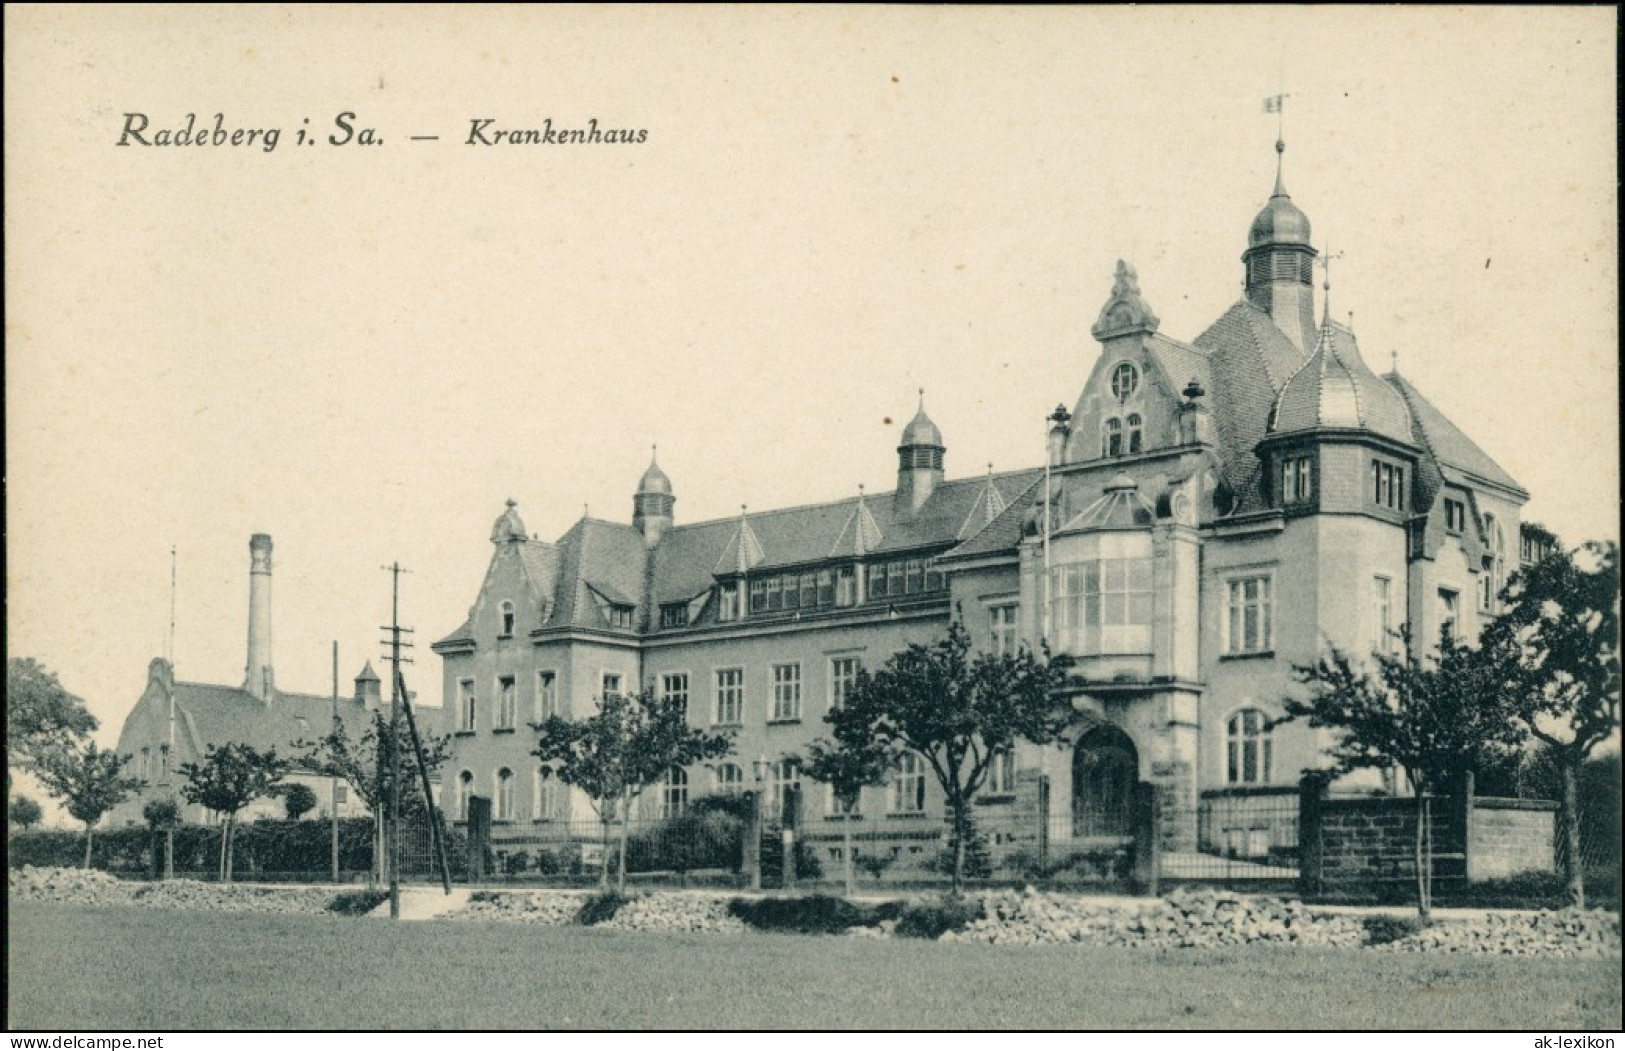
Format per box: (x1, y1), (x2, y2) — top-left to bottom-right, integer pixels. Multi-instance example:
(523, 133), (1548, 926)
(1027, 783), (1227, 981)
(244, 534), (275, 700)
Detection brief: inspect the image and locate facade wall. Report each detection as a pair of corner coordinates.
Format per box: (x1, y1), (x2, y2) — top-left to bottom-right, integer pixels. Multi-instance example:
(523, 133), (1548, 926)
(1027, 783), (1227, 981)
(641, 607), (947, 822)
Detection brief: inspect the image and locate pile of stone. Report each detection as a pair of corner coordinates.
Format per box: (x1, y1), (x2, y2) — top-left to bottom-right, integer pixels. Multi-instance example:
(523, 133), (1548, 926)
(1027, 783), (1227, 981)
(1372, 908), (1621, 958)
(945, 886), (1367, 949)
(595, 892), (749, 935)
(130, 879), (338, 914)
(447, 890), (585, 926)
(9, 865), (134, 907)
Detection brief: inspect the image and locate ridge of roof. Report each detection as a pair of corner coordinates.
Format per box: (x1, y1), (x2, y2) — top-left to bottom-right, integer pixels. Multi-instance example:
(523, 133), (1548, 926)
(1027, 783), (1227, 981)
(662, 468), (1041, 534)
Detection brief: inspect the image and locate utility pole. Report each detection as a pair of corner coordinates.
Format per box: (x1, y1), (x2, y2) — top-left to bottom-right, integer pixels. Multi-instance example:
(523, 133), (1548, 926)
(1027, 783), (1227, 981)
(381, 562), (413, 920)
(331, 640), (340, 883)
(395, 666), (453, 893)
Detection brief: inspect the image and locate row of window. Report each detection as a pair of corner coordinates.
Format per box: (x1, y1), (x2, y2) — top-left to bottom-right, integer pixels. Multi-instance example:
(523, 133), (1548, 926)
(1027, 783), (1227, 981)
(712, 657), (862, 725)
(133, 745), (172, 784)
(708, 558), (948, 626)
(459, 661), (863, 733)
(1101, 415), (1144, 458)
(451, 749), (1023, 824)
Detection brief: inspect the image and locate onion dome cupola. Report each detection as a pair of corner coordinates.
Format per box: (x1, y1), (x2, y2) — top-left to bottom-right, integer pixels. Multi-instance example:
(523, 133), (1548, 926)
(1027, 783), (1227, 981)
(490, 499), (528, 544)
(1243, 138), (1319, 354)
(1269, 317), (1414, 447)
(895, 391), (945, 516)
(632, 446), (675, 546)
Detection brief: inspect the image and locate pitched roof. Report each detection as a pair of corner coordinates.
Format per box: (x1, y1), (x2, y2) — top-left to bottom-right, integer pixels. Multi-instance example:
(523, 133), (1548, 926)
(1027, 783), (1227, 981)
(1384, 372), (1526, 497)
(833, 491), (886, 554)
(957, 471), (1010, 541)
(551, 518), (649, 632)
(942, 474), (1045, 560)
(169, 681), (374, 758)
(1192, 300), (1310, 512)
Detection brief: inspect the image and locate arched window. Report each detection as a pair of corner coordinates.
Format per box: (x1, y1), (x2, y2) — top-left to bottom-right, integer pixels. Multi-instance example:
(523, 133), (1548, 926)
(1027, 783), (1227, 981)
(499, 600), (515, 637)
(662, 766), (689, 818)
(159, 744), (170, 782)
(1125, 413), (1143, 454)
(1110, 361), (1139, 402)
(457, 770), (474, 820)
(495, 768), (514, 820)
(1225, 709), (1272, 785)
(714, 762), (743, 795)
(140, 747), (151, 782)
(535, 767), (557, 821)
(891, 753), (927, 814)
(1103, 417), (1123, 457)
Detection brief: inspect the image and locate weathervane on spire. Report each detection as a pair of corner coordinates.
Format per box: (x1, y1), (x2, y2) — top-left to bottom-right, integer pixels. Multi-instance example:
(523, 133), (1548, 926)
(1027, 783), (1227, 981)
(1264, 93), (1290, 194)
(1317, 244), (1345, 322)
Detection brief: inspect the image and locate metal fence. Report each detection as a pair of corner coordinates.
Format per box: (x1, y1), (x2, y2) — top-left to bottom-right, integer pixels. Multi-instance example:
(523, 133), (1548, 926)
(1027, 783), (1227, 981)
(1175, 787), (1300, 884)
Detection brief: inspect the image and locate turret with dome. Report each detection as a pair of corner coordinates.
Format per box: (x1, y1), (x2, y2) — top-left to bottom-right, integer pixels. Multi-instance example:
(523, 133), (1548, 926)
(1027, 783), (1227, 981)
(1242, 138), (1319, 354)
(633, 447), (675, 546)
(895, 392), (946, 516)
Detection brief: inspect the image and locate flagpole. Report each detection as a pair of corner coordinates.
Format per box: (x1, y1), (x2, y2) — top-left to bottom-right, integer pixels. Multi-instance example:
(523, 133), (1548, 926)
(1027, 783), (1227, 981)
(1042, 405), (1072, 645)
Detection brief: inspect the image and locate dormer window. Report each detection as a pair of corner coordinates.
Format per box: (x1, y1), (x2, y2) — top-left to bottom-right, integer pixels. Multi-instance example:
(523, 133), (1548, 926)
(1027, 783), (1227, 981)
(607, 604), (634, 629)
(1110, 362), (1139, 402)
(717, 583), (740, 622)
(1281, 454), (1314, 505)
(1125, 414), (1143, 454)
(1443, 499), (1466, 534)
(1103, 418), (1123, 457)
(499, 601), (515, 638)
(1371, 460), (1406, 512)
(660, 602), (690, 628)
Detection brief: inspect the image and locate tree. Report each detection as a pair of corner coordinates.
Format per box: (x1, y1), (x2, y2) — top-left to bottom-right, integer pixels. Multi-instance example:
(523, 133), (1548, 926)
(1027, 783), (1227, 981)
(1483, 537), (1620, 907)
(7, 658), (98, 775)
(281, 783), (319, 822)
(143, 797), (181, 879)
(534, 687), (734, 892)
(824, 618), (1077, 894)
(298, 710), (452, 886)
(1280, 631), (1527, 920)
(9, 795), (43, 830)
(795, 736), (891, 895)
(34, 742), (143, 868)
(178, 743), (291, 882)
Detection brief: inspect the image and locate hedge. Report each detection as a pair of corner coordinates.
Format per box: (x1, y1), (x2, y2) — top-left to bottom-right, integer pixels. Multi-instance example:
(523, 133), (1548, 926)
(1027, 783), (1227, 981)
(8, 817), (378, 878)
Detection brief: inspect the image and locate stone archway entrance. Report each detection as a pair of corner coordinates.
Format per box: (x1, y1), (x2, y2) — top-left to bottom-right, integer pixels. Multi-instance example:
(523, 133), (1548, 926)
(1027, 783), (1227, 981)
(1072, 724), (1138, 840)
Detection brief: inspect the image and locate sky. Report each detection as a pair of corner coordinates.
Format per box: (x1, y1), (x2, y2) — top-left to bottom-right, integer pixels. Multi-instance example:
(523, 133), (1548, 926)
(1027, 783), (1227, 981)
(6, 7), (1617, 780)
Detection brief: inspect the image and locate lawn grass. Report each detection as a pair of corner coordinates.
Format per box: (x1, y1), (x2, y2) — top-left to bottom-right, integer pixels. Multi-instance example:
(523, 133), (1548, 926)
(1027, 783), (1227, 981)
(7, 902), (1620, 1030)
